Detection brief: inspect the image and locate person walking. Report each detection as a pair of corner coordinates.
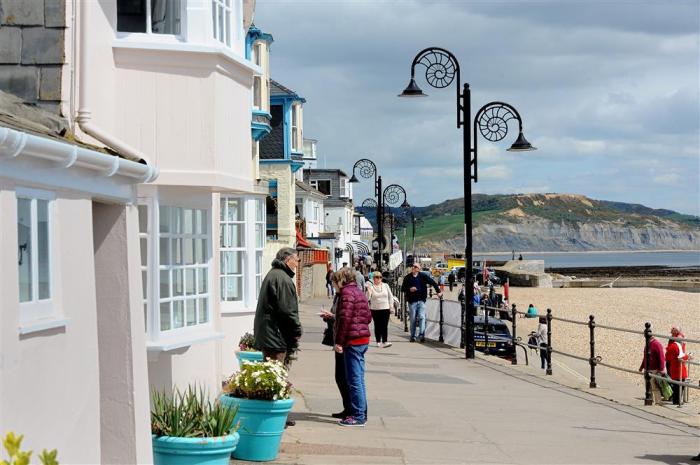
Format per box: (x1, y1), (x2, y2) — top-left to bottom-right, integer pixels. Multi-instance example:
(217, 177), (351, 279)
(319, 277), (351, 420)
(254, 247), (303, 427)
(354, 264), (366, 290)
(438, 274), (446, 294)
(536, 317), (548, 370)
(665, 325), (691, 406)
(334, 268), (372, 427)
(366, 272), (394, 348)
(448, 271), (456, 292)
(401, 263), (441, 343)
(325, 265), (334, 299)
(638, 334), (667, 405)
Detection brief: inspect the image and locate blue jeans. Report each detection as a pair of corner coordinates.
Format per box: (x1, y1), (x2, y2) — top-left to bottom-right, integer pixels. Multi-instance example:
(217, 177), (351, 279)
(344, 344), (368, 422)
(409, 300), (426, 339)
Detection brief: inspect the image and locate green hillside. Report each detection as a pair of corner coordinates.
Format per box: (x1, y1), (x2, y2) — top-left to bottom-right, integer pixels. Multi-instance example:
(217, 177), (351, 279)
(409, 193), (700, 246)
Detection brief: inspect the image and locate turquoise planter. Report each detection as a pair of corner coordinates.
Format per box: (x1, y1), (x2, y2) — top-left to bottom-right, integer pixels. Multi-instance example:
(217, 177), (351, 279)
(237, 351), (264, 363)
(220, 395), (294, 462)
(152, 433), (239, 465)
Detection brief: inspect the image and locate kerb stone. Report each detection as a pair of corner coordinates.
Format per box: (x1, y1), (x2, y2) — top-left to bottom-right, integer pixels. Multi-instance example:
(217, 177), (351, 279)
(0, 0), (44, 26)
(21, 27), (64, 64)
(0, 27), (21, 63)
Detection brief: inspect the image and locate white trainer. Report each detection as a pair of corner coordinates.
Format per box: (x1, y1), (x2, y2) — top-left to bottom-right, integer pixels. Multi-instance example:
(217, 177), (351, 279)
(382, 342), (392, 348)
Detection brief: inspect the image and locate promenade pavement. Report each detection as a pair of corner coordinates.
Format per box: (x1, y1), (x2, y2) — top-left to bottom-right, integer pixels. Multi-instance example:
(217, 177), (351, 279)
(233, 296), (700, 465)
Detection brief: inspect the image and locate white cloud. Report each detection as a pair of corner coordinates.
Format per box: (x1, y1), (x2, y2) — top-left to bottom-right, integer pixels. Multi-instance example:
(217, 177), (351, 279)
(653, 173), (682, 185)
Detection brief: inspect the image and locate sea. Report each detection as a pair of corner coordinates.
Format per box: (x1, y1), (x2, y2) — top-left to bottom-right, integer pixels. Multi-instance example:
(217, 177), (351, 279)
(472, 251), (700, 268)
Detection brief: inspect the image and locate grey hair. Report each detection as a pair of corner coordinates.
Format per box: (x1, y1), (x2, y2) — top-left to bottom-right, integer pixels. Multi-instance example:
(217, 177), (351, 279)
(276, 247), (298, 261)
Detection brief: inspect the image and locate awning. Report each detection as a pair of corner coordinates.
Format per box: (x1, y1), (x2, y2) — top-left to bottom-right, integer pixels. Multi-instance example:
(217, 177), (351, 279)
(351, 240), (370, 255)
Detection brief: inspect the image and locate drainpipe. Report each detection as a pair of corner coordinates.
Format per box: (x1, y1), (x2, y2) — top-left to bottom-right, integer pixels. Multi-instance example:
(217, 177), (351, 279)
(76, 0), (157, 181)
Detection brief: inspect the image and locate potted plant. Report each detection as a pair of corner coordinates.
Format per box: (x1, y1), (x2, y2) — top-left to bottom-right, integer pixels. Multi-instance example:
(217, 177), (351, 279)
(220, 360), (294, 462)
(1, 432), (58, 465)
(236, 332), (264, 363)
(151, 385), (239, 465)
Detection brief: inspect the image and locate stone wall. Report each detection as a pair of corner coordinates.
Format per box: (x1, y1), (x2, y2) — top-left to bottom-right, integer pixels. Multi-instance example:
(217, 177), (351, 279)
(0, 0), (65, 113)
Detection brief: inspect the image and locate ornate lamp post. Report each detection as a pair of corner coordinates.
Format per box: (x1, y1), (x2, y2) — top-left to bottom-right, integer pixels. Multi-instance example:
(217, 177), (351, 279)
(399, 47), (536, 359)
(349, 159), (382, 270)
(381, 184), (409, 272)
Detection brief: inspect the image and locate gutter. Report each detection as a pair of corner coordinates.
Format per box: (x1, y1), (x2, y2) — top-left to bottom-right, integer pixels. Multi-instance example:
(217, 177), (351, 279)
(76, 0), (157, 181)
(0, 126), (156, 182)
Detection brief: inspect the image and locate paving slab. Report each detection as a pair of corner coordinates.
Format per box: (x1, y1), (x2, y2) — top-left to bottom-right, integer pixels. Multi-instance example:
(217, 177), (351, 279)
(232, 297), (700, 465)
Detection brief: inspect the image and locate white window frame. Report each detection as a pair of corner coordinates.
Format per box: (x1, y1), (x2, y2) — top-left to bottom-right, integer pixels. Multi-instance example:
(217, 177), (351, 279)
(340, 178), (349, 198)
(310, 179), (331, 196)
(212, 0), (236, 47)
(138, 202), (150, 333)
(142, 196), (214, 348)
(252, 42), (262, 110)
(16, 188), (61, 329)
(220, 197), (246, 303)
(116, 0), (185, 37)
(220, 196), (266, 312)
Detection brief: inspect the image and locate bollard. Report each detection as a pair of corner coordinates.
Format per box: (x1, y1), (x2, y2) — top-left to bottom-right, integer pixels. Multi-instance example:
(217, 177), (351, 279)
(460, 299), (466, 349)
(484, 304), (489, 354)
(588, 315), (597, 388)
(546, 308), (553, 375)
(511, 304), (518, 365)
(643, 322), (653, 406)
(403, 299), (409, 333)
(438, 296), (444, 343)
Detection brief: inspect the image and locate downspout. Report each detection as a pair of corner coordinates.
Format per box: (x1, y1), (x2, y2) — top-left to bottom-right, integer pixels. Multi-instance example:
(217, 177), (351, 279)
(76, 0), (157, 181)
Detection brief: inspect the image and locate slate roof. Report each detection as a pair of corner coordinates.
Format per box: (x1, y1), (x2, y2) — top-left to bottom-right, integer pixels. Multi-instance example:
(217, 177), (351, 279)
(295, 180), (327, 199)
(259, 104), (284, 159)
(0, 90), (129, 159)
(270, 79), (301, 98)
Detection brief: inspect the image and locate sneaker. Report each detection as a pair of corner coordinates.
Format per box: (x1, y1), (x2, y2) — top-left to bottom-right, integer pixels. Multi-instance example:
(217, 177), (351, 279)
(383, 342), (392, 348)
(331, 411), (349, 419)
(375, 342), (382, 348)
(409, 338), (415, 343)
(339, 416), (365, 427)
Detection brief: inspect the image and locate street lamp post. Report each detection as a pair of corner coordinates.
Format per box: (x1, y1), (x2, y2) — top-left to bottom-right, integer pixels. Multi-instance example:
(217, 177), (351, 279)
(350, 159), (382, 271)
(381, 183), (409, 274)
(399, 47), (536, 359)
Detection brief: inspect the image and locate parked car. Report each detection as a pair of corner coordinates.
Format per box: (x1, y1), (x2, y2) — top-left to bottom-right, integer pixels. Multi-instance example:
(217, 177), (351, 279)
(475, 268), (501, 285)
(473, 316), (514, 357)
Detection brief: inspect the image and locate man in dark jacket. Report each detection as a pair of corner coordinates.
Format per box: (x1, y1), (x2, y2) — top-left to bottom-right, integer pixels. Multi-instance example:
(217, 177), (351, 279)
(254, 247), (303, 367)
(401, 263), (441, 342)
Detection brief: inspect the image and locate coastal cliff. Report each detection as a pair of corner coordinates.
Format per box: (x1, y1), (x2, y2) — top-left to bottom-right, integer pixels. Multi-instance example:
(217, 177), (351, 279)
(371, 194), (700, 253)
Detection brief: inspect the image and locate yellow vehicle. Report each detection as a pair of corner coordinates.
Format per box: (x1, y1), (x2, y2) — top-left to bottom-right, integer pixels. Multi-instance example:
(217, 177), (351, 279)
(447, 258), (464, 270)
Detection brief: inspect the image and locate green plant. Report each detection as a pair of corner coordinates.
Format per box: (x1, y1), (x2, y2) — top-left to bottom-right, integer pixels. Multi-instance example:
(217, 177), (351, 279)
(238, 332), (256, 352)
(1, 432), (58, 465)
(151, 385), (239, 438)
(224, 360), (292, 401)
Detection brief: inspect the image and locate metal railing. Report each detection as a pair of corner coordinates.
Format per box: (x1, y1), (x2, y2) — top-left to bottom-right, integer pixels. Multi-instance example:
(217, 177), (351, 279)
(416, 297), (698, 407)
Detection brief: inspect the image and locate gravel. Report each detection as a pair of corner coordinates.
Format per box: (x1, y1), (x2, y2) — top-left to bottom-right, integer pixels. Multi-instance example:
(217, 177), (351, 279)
(507, 287), (700, 406)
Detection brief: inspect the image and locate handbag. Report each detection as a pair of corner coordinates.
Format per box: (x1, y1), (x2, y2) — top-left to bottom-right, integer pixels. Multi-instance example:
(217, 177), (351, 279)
(321, 320), (334, 346)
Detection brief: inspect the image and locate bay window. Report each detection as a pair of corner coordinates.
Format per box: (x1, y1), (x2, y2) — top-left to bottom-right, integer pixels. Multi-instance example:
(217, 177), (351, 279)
(117, 0), (182, 35)
(219, 196), (266, 309)
(212, 0), (235, 47)
(141, 198), (212, 346)
(252, 43), (262, 109)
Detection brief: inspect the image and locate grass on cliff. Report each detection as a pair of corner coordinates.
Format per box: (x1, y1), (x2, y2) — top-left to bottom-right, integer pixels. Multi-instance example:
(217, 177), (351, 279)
(415, 211), (500, 242)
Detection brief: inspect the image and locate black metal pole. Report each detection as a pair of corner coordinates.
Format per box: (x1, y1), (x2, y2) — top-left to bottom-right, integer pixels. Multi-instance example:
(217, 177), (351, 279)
(460, 294), (465, 349)
(377, 175), (383, 273)
(464, 83), (475, 360)
(546, 308), (553, 375)
(589, 314), (597, 388)
(511, 304), (517, 365)
(439, 296), (444, 343)
(644, 322), (653, 405)
(484, 301), (489, 354)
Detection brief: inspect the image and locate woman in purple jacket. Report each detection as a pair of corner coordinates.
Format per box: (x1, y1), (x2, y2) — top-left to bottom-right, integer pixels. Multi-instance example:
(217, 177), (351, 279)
(334, 267), (372, 427)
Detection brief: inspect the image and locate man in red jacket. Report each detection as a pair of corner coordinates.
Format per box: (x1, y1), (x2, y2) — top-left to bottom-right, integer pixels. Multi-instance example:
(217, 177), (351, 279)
(665, 326), (691, 405)
(638, 335), (666, 405)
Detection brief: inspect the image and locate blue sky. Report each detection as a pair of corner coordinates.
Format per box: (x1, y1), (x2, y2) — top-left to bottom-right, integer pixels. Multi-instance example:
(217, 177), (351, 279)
(256, 0), (700, 215)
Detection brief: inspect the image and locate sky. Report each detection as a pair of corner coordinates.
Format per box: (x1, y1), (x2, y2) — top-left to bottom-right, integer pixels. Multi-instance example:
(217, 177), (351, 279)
(255, 0), (700, 215)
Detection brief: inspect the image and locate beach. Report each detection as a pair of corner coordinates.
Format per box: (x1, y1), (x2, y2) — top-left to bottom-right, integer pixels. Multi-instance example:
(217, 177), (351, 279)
(443, 286), (700, 406)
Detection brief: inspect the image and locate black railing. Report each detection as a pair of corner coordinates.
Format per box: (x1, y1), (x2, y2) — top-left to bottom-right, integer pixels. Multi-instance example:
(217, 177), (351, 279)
(418, 298), (699, 407)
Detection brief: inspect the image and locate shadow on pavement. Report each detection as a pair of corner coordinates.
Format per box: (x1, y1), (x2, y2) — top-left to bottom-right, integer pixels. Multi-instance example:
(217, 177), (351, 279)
(288, 411), (339, 425)
(635, 454), (700, 465)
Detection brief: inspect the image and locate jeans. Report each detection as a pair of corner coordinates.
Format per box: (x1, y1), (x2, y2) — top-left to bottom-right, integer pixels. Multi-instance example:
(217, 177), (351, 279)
(344, 344), (368, 423)
(409, 300), (426, 339)
(335, 351), (351, 414)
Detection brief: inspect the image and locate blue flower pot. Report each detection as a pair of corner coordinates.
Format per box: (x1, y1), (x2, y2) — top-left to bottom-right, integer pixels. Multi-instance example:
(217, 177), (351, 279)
(220, 395), (294, 462)
(237, 351), (264, 363)
(152, 433), (239, 465)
